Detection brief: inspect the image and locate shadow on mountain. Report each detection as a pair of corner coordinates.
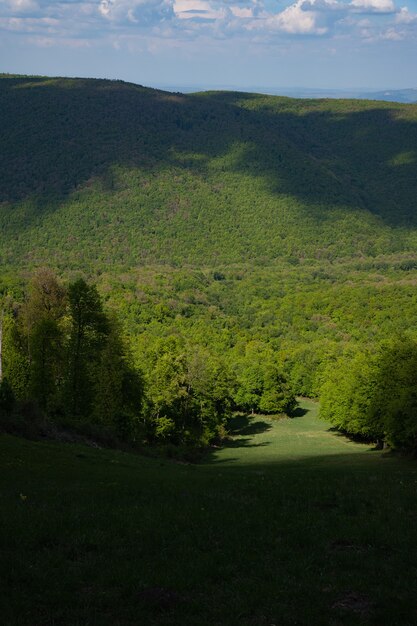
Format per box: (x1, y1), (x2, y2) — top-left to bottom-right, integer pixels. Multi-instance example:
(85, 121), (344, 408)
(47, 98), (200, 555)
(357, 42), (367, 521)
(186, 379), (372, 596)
(1, 75), (417, 234)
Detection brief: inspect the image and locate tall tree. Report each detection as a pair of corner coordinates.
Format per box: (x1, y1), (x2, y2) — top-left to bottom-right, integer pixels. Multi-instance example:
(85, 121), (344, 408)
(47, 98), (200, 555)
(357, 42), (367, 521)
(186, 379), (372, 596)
(67, 278), (108, 418)
(93, 318), (144, 438)
(22, 270), (66, 412)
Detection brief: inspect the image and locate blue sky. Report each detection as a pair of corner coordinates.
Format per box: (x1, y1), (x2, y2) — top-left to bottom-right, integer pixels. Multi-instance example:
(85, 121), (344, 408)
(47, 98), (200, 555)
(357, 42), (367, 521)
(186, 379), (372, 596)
(1, 0), (417, 89)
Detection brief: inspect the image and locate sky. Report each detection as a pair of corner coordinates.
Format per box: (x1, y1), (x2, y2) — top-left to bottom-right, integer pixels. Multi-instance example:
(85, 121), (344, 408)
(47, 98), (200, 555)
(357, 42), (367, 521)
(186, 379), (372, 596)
(1, 0), (417, 89)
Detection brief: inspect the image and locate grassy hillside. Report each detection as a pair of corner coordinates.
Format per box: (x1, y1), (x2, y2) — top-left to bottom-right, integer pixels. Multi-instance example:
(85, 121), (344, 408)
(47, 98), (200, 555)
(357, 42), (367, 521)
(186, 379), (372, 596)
(2, 400), (417, 625)
(1, 75), (417, 269)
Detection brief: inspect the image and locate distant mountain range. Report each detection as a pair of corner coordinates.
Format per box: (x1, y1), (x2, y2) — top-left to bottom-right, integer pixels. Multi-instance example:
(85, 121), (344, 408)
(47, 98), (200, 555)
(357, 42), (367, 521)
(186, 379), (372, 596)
(275, 88), (417, 104)
(157, 84), (417, 104)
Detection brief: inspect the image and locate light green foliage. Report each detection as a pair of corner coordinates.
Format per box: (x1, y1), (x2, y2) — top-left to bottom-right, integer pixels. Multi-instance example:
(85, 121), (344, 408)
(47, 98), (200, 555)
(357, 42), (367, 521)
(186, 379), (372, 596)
(320, 338), (417, 450)
(320, 349), (381, 438)
(143, 338), (232, 446)
(154, 416), (176, 439)
(370, 338), (417, 449)
(259, 363), (295, 414)
(233, 341), (295, 414)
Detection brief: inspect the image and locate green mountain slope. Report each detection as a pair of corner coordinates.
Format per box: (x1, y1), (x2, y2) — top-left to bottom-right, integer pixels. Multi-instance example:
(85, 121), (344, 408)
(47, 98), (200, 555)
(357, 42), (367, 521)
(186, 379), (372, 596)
(2, 75), (417, 403)
(1, 75), (417, 269)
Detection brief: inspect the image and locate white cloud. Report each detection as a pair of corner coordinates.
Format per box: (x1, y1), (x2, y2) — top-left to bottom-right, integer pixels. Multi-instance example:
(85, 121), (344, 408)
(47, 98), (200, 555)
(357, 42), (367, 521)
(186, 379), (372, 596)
(380, 25), (404, 37)
(264, 0), (328, 34)
(0, 15), (59, 32)
(98, 0), (111, 16)
(0, 0), (415, 47)
(230, 6), (254, 18)
(256, 0), (345, 36)
(4, 0), (39, 12)
(173, 0), (225, 20)
(350, 0), (396, 13)
(26, 34), (93, 46)
(395, 6), (417, 23)
(99, 0), (174, 24)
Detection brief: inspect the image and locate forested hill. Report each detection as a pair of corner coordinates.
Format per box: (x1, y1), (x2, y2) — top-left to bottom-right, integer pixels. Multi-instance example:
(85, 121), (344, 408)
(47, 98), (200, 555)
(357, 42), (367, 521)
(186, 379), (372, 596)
(1, 74), (417, 269)
(3, 74), (417, 451)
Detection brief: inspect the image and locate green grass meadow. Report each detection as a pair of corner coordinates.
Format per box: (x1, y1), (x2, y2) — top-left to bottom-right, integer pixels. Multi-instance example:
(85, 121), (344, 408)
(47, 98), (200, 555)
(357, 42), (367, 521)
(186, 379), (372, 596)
(2, 400), (417, 625)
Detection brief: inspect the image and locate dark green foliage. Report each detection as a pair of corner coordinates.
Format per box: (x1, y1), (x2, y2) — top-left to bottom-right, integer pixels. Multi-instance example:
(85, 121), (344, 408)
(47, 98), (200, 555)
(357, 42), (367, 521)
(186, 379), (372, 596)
(0, 377), (14, 413)
(22, 270), (67, 411)
(1, 272), (145, 444)
(92, 319), (144, 438)
(67, 278), (109, 418)
(3, 316), (30, 401)
(28, 317), (63, 412)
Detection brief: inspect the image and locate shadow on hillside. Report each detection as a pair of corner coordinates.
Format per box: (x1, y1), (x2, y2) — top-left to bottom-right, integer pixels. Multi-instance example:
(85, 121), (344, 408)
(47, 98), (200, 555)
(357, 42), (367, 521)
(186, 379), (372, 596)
(227, 414), (272, 436)
(289, 406), (309, 418)
(224, 438), (270, 449)
(219, 414), (272, 450)
(1, 76), (417, 232)
(204, 445), (390, 467)
(327, 426), (375, 445)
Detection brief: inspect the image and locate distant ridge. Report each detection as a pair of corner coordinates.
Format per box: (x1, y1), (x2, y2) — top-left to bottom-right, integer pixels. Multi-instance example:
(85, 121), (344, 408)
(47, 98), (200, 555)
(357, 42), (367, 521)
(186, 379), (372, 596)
(157, 84), (417, 104)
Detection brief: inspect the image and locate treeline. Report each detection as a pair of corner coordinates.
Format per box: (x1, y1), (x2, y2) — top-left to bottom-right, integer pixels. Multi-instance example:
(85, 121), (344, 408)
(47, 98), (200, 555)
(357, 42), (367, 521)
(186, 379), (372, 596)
(320, 337), (417, 452)
(0, 271), (295, 451)
(3, 271), (417, 454)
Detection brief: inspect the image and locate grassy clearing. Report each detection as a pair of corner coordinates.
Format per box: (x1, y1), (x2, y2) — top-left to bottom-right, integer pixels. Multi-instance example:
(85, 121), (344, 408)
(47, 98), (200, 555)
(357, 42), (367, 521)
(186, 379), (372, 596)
(1, 400), (417, 625)
(208, 400), (373, 466)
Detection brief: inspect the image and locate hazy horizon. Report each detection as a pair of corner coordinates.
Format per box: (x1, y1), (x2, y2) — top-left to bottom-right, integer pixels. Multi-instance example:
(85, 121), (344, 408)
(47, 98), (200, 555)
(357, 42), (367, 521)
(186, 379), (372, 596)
(2, 71), (416, 102)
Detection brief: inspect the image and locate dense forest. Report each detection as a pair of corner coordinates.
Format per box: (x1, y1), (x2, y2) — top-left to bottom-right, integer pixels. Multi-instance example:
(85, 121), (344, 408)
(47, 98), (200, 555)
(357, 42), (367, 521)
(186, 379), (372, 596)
(1, 74), (417, 451)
